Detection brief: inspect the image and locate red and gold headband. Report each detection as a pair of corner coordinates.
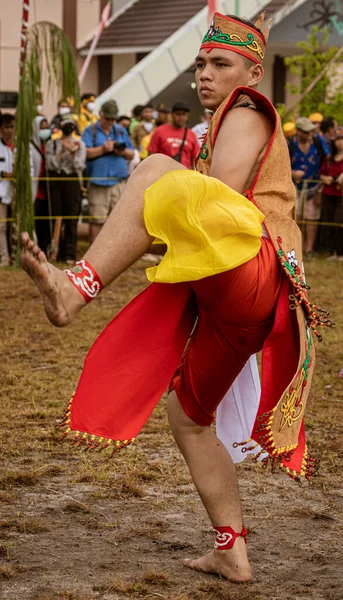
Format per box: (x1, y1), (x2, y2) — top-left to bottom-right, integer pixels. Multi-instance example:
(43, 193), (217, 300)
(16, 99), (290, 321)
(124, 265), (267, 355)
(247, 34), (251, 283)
(200, 12), (272, 65)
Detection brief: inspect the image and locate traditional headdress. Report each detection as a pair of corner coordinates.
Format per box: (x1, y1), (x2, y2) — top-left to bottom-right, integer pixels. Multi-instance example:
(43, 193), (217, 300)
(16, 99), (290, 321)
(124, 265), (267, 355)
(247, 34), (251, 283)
(200, 12), (272, 64)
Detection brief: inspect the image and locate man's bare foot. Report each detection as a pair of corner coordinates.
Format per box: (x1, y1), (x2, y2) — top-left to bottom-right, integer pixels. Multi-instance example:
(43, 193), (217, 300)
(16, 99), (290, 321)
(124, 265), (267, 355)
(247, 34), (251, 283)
(183, 540), (252, 583)
(19, 232), (86, 327)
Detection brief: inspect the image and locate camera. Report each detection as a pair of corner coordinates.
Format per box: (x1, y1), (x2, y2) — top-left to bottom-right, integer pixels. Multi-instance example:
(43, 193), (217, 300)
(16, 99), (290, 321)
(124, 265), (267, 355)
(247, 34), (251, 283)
(114, 142), (126, 152)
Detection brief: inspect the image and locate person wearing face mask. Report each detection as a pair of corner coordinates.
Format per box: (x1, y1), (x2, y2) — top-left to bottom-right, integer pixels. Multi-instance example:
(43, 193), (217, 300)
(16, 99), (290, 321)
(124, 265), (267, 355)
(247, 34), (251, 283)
(30, 116), (53, 255)
(45, 116), (86, 264)
(131, 104), (155, 151)
(78, 93), (98, 134)
(50, 98), (81, 137)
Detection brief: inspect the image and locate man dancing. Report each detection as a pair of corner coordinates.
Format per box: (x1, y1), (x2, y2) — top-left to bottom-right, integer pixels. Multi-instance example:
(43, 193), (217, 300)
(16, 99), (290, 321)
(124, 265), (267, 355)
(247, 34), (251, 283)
(20, 13), (330, 583)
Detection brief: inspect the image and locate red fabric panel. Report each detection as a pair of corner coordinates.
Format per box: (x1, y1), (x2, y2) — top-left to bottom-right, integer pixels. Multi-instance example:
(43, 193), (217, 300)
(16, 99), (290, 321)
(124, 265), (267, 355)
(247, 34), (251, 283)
(254, 276), (300, 426)
(70, 282), (196, 441)
(170, 237), (282, 426)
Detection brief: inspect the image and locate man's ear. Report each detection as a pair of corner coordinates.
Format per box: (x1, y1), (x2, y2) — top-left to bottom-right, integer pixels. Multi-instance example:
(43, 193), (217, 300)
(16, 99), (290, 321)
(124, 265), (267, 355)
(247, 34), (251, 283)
(249, 64), (264, 87)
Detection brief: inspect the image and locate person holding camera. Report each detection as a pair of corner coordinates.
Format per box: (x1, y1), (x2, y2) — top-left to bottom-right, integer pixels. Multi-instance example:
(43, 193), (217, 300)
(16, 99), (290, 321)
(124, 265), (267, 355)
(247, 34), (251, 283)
(82, 100), (134, 244)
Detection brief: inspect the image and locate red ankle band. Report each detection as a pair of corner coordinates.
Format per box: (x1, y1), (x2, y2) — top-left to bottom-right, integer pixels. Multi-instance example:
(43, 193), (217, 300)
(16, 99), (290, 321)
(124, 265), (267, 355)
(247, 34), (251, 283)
(64, 260), (103, 303)
(213, 526), (247, 550)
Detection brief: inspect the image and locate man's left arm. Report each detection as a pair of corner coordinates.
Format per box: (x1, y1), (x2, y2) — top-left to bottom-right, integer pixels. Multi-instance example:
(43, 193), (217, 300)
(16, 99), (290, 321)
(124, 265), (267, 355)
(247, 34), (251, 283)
(210, 107), (273, 193)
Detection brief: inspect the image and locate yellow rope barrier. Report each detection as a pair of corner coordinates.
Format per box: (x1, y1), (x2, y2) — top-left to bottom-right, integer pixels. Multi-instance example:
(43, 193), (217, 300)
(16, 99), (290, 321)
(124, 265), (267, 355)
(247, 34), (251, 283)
(1, 179), (341, 228)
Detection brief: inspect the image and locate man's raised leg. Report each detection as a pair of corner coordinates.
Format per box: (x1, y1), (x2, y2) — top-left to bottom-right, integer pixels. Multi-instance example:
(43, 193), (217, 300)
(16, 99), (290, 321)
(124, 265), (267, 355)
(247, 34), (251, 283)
(20, 155), (185, 327)
(167, 391), (252, 582)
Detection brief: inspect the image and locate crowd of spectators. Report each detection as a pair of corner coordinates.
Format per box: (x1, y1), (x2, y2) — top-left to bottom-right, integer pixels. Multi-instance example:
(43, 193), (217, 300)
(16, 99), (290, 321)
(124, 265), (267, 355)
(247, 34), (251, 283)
(0, 95), (208, 266)
(0, 96), (342, 267)
(284, 113), (343, 259)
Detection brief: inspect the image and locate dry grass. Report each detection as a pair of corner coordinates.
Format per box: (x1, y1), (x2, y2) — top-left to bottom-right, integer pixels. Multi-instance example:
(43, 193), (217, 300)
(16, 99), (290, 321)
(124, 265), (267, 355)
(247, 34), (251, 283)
(0, 258), (342, 600)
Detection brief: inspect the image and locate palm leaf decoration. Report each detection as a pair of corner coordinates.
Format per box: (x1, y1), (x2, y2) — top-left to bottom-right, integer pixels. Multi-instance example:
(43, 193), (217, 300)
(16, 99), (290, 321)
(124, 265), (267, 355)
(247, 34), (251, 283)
(14, 21), (80, 248)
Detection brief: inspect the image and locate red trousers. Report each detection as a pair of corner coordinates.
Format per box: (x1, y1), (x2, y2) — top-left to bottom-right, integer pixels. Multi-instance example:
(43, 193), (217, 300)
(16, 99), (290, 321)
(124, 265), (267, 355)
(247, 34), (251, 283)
(170, 237), (282, 426)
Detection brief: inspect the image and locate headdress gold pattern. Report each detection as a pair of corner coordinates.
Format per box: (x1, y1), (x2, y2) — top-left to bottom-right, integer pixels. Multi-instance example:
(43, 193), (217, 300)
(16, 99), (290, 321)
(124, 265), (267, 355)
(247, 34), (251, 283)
(201, 12), (272, 64)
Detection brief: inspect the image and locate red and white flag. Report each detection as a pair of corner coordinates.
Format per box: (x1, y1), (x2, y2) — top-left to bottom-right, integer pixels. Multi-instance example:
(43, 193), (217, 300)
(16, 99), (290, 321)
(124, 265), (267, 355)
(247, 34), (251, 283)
(79, 1), (111, 84)
(208, 0), (218, 24)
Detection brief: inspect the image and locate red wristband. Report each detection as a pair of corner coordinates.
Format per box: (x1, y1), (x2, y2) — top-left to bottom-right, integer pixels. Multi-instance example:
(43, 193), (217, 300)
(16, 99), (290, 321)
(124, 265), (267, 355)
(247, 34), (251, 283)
(64, 259), (103, 303)
(213, 526), (247, 550)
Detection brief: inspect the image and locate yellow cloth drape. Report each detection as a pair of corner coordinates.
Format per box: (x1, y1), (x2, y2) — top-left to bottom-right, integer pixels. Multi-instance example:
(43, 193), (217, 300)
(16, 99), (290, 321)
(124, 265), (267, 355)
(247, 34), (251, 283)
(144, 170), (265, 284)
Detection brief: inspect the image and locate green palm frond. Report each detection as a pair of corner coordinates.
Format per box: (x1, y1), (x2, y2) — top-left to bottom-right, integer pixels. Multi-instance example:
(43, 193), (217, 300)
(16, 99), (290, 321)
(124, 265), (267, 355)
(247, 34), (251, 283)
(14, 21), (80, 244)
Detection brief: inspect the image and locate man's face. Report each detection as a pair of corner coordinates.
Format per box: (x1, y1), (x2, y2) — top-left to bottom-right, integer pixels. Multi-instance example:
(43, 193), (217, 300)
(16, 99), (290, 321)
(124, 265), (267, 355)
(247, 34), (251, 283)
(297, 129), (313, 144)
(99, 111), (116, 128)
(141, 107), (153, 122)
(172, 111), (188, 129)
(195, 48), (258, 111)
(0, 121), (14, 143)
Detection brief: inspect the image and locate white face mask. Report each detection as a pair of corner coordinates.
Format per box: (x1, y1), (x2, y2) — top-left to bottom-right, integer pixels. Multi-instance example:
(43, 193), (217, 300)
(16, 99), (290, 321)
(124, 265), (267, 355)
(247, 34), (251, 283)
(152, 110), (158, 120)
(144, 122), (154, 133)
(39, 129), (51, 141)
(59, 107), (70, 116)
(86, 102), (96, 113)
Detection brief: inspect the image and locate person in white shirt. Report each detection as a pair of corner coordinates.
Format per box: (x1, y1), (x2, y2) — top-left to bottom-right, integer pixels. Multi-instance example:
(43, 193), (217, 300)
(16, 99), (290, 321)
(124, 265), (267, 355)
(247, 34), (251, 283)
(192, 109), (213, 145)
(0, 134), (13, 266)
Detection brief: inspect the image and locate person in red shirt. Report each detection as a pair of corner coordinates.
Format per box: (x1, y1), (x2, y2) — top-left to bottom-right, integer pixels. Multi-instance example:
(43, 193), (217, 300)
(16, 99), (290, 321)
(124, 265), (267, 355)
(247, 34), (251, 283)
(148, 101), (199, 168)
(320, 126), (343, 260)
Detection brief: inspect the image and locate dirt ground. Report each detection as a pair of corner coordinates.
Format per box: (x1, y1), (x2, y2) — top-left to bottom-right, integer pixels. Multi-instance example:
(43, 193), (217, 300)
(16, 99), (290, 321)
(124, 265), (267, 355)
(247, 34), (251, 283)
(0, 257), (342, 600)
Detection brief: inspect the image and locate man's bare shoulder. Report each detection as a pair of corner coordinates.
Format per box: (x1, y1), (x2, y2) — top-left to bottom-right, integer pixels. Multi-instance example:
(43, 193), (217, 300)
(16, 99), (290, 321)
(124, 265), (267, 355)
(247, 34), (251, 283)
(210, 107), (274, 192)
(217, 107), (274, 149)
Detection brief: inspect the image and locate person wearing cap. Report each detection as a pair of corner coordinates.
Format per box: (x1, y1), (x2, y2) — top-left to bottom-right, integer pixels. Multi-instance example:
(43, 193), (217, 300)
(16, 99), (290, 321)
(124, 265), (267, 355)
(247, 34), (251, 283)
(288, 116), (330, 256)
(20, 11), (332, 584)
(77, 93), (98, 134)
(45, 115), (86, 264)
(192, 108), (213, 144)
(320, 126), (343, 260)
(81, 99), (134, 244)
(148, 100), (199, 168)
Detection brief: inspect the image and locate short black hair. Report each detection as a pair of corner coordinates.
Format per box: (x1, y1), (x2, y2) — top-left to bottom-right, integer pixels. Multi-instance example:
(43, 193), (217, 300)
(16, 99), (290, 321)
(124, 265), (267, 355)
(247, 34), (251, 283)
(117, 115), (131, 122)
(321, 116), (336, 134)
(142, 103), (153, 110)
(81, 93), (95, 102)
(172, 100), (190, 113)
(132, 104), (144, 117)
(226, 14), (263, 37)
(0, 113), (15, 126)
